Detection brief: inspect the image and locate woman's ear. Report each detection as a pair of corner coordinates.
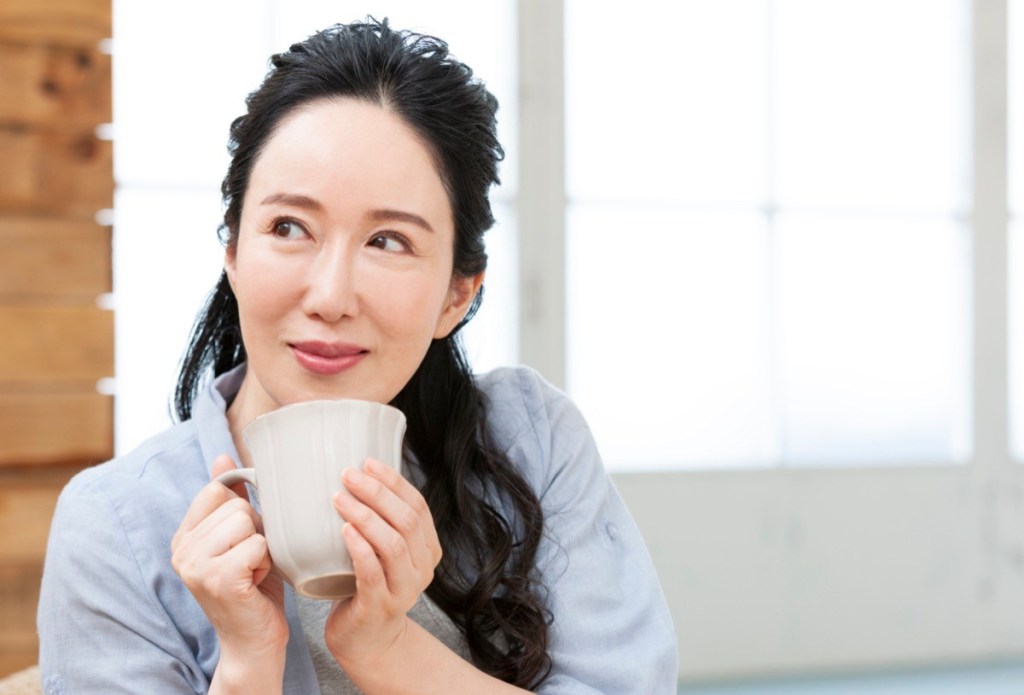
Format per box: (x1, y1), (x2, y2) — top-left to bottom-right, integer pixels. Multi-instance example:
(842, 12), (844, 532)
(224, 245), (238, 291)
(434, 271), (485, 339)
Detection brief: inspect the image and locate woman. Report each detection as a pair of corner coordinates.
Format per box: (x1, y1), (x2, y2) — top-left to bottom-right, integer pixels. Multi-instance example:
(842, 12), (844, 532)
(38, 18), (677, 694)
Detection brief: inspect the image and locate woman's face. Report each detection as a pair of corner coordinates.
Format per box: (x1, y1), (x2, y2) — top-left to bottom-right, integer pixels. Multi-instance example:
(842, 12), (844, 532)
(226, 97), (480, 420)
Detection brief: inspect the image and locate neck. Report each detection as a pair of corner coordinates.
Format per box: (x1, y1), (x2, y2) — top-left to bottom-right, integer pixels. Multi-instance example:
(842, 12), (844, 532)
(226, 378), (257, 468)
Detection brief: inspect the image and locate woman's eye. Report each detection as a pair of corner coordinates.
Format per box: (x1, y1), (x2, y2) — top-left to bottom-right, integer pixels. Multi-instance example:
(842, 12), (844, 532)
(272, 219), (305, 239)
(369, 234), (408, 253)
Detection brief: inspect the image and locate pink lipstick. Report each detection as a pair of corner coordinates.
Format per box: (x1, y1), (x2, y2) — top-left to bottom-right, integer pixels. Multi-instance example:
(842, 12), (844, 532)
(289, 341), (367, 376)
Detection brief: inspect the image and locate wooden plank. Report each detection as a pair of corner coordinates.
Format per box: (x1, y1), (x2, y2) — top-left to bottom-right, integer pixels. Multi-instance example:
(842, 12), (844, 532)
(0, 0), (110, 46)
(0, 562), (39, 673)
(0, 306), (113, 383)
(0, 474), (65, 563)
(0, 218), (111, 298)
(0, 43), (110, 127)
(0, 392), (112, 466)
(0, 564), (41, 653)
(0, 128), (112, 217)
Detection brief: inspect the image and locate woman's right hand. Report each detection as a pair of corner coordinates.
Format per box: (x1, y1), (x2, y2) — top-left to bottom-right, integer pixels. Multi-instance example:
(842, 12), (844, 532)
(171, 454), (289, 690)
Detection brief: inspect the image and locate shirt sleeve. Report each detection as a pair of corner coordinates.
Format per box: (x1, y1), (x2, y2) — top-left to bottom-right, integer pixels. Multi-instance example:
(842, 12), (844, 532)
(493, 368), (679, 695)
(37, 471), (209, 695)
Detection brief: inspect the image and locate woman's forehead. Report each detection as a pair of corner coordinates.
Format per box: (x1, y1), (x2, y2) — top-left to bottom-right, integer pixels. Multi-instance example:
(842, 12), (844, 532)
(245, 98), (454, 231)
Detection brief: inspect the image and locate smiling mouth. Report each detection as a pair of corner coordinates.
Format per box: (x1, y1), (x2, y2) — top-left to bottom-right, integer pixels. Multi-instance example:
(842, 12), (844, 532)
(289, 341), (368, 376)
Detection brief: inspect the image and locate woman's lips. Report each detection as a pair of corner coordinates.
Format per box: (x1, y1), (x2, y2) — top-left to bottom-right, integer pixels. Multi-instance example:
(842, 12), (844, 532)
(289, 341), (367, 376)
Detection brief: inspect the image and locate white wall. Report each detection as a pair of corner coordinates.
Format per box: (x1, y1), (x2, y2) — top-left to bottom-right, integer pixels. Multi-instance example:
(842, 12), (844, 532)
(617, 465), (1024, 682)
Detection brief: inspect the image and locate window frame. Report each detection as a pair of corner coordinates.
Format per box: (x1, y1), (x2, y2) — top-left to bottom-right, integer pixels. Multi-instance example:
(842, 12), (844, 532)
(527, 0), (1008, 473)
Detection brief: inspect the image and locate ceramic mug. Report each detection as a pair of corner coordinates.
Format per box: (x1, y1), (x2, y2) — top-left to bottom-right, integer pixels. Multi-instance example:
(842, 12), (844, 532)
(217, 399), (406, 599)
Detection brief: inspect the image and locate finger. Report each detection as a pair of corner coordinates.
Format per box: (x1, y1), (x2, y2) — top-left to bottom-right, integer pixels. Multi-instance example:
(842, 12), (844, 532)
(181, 533), (270, 600)
(174, 496), (262, 570)
(252, 547), (274, 588)
(176, 455), (246, 538)
(341, 467), (431, 573)
(334, 488), (417, 596)
(362, 459), (442, 565)
(343, 466), (424, 543)
(211, 453), (251, 503)
(190, 500), (261, 556)
(210, 453), (237, 479)
(175, 506), (259, 583)
(174, 485), (238, 553)
(343, 522), (387, 601)
(362, 458), (427, 519)
(225, 532), (271, 581)
(172, 507), (260, 586)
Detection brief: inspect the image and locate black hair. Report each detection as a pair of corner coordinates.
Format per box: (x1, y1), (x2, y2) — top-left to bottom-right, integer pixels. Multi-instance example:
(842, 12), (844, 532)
(174, 18), (550, 688)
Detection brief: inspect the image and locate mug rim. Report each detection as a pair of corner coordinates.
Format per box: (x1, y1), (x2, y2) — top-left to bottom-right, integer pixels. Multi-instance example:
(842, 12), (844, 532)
(243, 398), (406, 438)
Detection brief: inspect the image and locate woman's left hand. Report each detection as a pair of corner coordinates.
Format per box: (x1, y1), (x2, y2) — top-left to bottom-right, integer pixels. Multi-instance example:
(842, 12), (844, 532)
(324, 456), (442, 666)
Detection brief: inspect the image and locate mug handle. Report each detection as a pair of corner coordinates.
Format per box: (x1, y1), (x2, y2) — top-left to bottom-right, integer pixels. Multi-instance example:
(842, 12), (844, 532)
(215, 468), (257, 488)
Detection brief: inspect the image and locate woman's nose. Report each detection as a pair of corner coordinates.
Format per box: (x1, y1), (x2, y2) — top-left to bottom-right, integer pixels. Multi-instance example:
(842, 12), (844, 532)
(301, 245), (358, 322)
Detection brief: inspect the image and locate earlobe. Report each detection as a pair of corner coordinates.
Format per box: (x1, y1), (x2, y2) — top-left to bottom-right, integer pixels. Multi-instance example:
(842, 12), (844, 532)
(434, 272), (485, 339)
(224, 246), (237, 291)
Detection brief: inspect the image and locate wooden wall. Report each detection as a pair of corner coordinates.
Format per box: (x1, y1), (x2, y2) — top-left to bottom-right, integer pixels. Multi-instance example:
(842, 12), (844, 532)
(0, 0), (113, 676)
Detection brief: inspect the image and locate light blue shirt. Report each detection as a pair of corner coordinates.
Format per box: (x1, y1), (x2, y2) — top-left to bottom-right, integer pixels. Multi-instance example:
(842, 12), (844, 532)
(38, 365), (678, 693)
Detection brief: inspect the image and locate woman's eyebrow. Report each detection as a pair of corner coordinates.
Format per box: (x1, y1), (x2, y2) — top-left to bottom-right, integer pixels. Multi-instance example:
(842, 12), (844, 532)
(260, 195), (434, 233)
(260, 192), (323, 210)
(368, 208), (435, 233)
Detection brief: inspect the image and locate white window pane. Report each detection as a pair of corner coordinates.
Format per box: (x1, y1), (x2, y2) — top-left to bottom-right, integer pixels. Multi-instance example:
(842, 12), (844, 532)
(565, 0), (768, 206)
(462, 202), (518, 373)
(1011, 0), (1024, 210)
(117, 2), (516, 190)
(114, 187), (226, 454)
(1010, 0), (1024, 460)
(271, 0), (518, 194)
(774, 0), (969, 213)
(567, 206), (774, 470)
(777, 215), (971, 464)
(114, 0), (270, 187)
(1011, 222), (1024, 459)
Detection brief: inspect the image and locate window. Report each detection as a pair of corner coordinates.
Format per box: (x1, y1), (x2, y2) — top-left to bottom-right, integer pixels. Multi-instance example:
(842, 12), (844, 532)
(565, 0), (972, 470)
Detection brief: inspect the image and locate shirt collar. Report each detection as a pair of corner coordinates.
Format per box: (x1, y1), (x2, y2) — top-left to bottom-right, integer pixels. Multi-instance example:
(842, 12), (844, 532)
(193, 363), (246, 476)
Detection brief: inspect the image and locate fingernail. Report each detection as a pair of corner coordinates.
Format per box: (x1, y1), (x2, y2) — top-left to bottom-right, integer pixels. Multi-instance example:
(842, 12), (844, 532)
(342, 467), (363, 483)
(364, 458), (384, 474)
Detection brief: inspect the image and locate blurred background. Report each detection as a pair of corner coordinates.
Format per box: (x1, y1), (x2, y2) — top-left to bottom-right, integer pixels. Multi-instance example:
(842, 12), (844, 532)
(6, 0), (1024, 692)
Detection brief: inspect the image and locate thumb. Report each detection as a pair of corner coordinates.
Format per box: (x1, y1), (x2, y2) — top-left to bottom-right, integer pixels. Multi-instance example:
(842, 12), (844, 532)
(210, 453), (237, 478)
(210, 453), (251, 503)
